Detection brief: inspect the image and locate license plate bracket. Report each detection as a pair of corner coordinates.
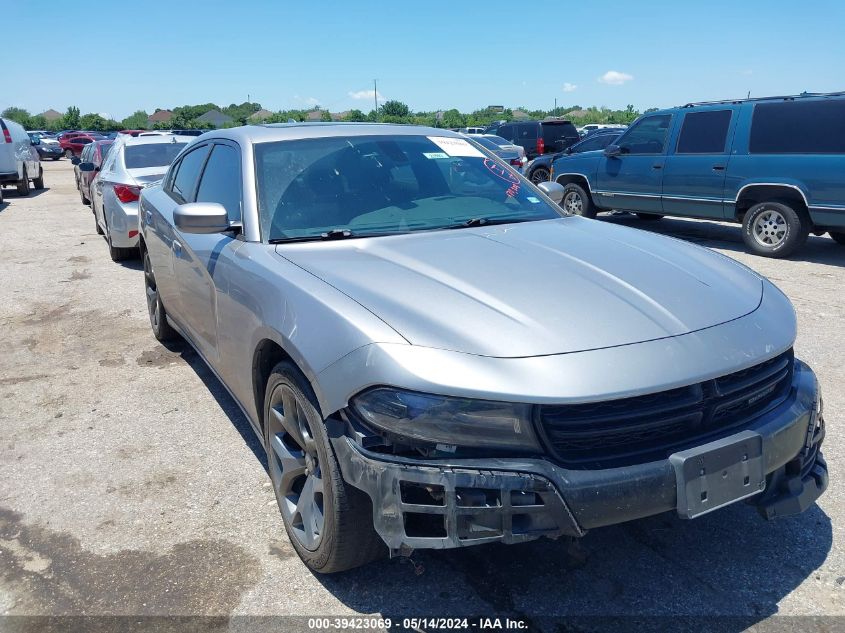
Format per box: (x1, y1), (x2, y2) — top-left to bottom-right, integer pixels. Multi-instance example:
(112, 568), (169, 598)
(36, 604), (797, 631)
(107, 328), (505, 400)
(670, 430), (765, 519)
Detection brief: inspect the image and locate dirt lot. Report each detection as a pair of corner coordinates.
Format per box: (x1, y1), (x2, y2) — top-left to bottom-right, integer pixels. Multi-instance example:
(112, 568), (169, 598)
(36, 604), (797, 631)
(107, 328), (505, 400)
(0, 160), (843, 631)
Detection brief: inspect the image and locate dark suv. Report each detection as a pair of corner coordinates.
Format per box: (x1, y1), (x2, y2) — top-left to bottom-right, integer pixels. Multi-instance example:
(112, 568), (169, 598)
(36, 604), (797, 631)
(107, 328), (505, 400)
(550, 92), (845, 257)
(486, 120), (580, 160)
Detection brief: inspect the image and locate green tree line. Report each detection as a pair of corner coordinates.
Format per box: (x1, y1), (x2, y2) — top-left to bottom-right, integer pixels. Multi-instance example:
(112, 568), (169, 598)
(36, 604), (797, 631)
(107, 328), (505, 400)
(2, 100), (650, 132)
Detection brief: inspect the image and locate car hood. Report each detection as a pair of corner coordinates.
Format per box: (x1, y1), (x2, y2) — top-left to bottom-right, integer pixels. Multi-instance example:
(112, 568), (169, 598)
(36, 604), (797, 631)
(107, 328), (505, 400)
(275, 218), (763, 358)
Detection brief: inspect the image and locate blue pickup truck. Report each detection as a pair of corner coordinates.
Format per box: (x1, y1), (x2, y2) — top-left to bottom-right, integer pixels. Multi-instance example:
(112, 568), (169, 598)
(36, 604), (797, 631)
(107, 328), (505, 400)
(550, 92), (845, 257)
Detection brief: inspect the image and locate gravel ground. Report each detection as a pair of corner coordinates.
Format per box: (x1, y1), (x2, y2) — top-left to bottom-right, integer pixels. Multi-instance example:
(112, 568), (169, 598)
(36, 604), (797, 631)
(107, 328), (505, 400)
(0, 160), (842, 632)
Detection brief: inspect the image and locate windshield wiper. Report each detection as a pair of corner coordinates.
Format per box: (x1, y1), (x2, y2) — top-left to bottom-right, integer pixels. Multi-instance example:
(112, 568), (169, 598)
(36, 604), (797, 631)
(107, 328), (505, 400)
(446, 217), (536, 230)
(269, 229), (363, 244)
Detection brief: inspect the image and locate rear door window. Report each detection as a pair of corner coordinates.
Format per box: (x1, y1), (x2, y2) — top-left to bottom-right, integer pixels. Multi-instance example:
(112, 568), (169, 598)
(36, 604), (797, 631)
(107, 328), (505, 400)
(750, 99), (845, 154)
(676, 110), (732, 154)
(195, 144), (242, 222)
(515, 124), (538, 141)
(542, 122), (579, 143)
(169, 144), (210, 202)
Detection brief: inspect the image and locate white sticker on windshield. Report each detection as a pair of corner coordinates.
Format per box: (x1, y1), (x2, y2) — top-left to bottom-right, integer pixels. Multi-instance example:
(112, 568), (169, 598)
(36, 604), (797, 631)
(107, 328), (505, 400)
(423, 152), (450, 160)
(527, 196), (540, 203)
(427, 136), (485, 158)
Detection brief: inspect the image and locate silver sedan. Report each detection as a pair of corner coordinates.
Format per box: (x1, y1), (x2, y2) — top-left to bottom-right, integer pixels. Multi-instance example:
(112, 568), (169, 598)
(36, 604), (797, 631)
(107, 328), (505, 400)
(138, 124), (827, 573)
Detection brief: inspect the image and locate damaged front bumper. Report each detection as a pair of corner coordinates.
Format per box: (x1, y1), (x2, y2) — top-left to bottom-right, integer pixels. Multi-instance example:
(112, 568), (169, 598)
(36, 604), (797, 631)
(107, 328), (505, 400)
(330, 361), (827, 553)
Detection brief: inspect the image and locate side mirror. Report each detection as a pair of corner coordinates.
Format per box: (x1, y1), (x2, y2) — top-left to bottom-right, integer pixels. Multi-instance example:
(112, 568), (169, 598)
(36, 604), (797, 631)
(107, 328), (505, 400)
(78, 162), (95, 172)
(537, 181), (564, 204)
(173, 202), (233, 234)
(564, 147), (573, 155)
(71, 156), (81, 165)
(604, 144), (622, 157)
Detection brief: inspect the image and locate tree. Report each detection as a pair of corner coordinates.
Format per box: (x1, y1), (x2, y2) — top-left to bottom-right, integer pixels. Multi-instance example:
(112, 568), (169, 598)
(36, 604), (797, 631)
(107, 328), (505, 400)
(79, 113), (108, 131)
(344, 109), (367, 122)
(1, 107), (31, 127)
(320, 110), (333, 122)
(121, 110), (149, 130)
(63, 106), (81, 129)
(440, 108), (465, 129)
(380, 100), (410, 119)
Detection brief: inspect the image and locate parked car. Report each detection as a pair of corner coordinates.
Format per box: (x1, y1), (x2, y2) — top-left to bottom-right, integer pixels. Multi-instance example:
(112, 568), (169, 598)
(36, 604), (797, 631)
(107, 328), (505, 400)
(73, 139), (113, 204)
(465, 134), (524, 168)
(551, 92), (845, 256)
(469, 133), (525, 160)
(525, 129), (625, 183)
(89, 134), (190, 261)
(117, 129), (147, 137)
(458, 126), (486, 135)
(138, 123), (827, 573)
(485, 120), (580, 160)
(60, 133), (103, 158)
(0, 118), (44, 195)
(28, 132), (63, 161)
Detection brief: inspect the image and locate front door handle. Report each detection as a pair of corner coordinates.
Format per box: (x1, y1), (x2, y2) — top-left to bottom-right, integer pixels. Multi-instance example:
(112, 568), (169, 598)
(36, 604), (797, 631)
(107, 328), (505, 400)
(712, 165), (726, 171)
(652, 164), (663, 170)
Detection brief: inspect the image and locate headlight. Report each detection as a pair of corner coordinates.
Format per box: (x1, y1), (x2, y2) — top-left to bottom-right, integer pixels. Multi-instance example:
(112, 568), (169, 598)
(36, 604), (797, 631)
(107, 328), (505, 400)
(351, 388), (541, 452)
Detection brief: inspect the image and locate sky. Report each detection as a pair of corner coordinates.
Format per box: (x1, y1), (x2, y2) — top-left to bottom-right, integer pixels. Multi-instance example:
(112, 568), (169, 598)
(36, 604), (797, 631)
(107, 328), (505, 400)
(5, 0), (845, 120)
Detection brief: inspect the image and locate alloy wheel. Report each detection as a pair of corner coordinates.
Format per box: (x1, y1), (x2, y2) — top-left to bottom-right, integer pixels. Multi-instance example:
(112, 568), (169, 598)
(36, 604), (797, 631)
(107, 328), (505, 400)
(563, 191), (583, 215)
(531, 168), (550, 183)
(143, 253), (161, 329)
(267, 384), (325, 551)
(752, 209), (787, 247)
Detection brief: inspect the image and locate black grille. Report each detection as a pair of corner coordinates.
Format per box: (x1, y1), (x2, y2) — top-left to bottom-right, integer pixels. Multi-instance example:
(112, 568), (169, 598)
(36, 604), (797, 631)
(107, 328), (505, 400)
(538, 350), (794, 469)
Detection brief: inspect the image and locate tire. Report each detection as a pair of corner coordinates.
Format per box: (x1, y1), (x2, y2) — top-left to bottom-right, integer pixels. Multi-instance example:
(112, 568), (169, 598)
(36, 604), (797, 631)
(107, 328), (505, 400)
(52, 157), (60, 161)
(636, 213), (663, 221)
(561, 182), (596, 218)
(0, 187), (4, 204)
(33, 168), (44, 190)
(104, 215), (137, 261)
(530, 166), (551, 183)
(829, 231), (845, 246)
(16, 168), (30, 196)
(264, 361), (385, 573)
(143, 248), (177, 342)
(94, 211), (104, 235)
(741, 201), (809, 258)
(80, 186), (90, 205)
(64, 149), (73, 159)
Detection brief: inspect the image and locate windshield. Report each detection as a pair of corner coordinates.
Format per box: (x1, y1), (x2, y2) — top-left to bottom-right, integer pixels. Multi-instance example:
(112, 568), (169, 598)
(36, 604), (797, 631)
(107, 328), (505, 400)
(124, 142), (188, 169)
(486, 135), (512, 147)
(255, 134), (561, 242)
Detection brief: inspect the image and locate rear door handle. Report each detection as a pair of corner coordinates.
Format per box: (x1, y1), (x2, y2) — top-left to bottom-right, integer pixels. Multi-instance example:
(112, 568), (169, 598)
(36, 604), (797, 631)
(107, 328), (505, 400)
(712, 165), (725, 171)
(145, 209), (153, 223)
(652, 164), (662, 170)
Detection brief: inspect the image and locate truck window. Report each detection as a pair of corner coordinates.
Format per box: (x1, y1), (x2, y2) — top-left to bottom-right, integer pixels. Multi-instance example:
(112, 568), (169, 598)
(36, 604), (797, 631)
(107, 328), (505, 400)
(750, 100), (845, 154)
(676, 110), (732, 154)
(617, 115), (672, 155)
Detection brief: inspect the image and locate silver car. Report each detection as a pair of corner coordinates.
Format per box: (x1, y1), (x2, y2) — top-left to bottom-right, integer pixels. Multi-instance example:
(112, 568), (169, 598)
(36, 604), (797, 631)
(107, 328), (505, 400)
(139, 124), (827, 573)
(88, 134), (190, 261)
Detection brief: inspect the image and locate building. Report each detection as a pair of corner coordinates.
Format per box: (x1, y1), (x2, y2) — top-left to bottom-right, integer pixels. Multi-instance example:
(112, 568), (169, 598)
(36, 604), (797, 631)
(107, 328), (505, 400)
(331, 111), (350, 121)
(511, 109), (531, 120)
(39, 109), (63, 122)
(248, 109), (274, 122)
(195, 109), (234, 128)
(148, 109), (173, 126)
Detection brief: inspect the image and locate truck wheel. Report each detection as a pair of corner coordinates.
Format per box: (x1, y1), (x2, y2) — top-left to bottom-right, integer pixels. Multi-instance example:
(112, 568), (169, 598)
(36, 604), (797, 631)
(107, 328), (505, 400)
(829, 231), (845, 245)
(264, 361), (385, 573)
(143, 249), (177, 341)
(530, 166), (550, 183)
(561, 183), (596, 218)
(33, 168), (44, 190)
(636, 213), (663, 221)
(742, 201), (809, 258)
(16, 168), (30, 196)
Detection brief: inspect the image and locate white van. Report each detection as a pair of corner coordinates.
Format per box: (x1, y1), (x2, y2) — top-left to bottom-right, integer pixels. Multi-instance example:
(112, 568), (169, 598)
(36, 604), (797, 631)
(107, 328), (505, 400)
(0, 118), (43, 199)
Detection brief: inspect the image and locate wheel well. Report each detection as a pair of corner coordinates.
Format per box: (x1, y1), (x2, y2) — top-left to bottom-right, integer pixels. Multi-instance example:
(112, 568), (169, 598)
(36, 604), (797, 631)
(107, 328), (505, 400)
(252, 339), (294, 435)
(555, 174), (593, 201)
(734, 185), (810, 224)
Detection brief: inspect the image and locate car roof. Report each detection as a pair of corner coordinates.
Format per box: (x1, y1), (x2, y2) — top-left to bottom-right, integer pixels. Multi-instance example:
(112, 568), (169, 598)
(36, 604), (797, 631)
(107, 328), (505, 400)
(189, 123), (465, 145)
(122, 134), (196, 146)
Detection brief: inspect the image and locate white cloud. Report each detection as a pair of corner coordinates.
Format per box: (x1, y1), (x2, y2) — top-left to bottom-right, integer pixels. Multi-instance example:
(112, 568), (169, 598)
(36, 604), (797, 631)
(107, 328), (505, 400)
(348, 89), (385, 101)
(598, 70), (633, 85)
(294, 95), (321, 106)
(740, 69), (753, 76)
(562, 82), (578, 92)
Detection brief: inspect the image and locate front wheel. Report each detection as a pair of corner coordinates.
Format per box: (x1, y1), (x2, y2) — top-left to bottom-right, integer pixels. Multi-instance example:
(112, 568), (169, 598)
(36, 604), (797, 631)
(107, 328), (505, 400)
(561, 182), (596, 218)
(829, 231), (845, 246)
(742, 201), (808, 258)
(265, 362), (385, 573)
(143, 249), (177, 341)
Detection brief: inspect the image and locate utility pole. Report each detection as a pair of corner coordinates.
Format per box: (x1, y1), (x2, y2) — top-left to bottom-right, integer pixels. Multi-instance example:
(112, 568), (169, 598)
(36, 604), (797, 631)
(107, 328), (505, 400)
(554, 98), (557, 116)
(374, 79), (379, 120)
